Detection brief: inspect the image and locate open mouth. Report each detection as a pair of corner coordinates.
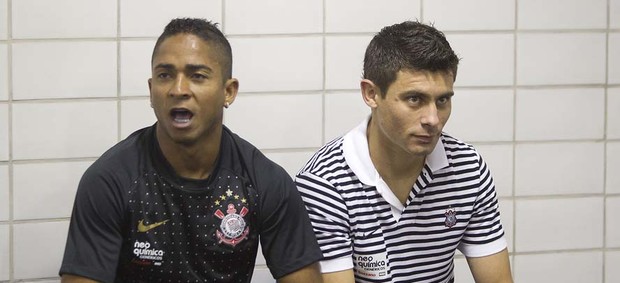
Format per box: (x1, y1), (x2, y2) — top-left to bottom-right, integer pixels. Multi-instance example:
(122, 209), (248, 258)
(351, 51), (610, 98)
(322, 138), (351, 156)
(170, 108), (193, 124)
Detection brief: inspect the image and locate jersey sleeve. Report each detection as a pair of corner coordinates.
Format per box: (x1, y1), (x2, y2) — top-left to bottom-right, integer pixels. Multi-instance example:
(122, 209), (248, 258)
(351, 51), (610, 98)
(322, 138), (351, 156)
(295, 171), (354, 273)
(457, 153), (508, 257)
(254, 162), (323, 279)
(59, 162), (127, 282)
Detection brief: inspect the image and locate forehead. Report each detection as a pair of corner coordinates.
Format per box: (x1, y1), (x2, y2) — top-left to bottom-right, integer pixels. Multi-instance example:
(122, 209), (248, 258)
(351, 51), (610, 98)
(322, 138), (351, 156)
(387, 69), (454, 96)
(152, 34), (221, 69)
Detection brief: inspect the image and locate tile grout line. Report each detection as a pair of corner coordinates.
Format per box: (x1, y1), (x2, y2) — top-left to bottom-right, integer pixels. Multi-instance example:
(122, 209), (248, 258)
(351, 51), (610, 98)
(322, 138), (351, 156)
(603, 1), (611, 282)
(511, 0), (519, 277)
(6, 0), (14, 280)
(321, 0), (326, 145)
(116, 0), (121, 143)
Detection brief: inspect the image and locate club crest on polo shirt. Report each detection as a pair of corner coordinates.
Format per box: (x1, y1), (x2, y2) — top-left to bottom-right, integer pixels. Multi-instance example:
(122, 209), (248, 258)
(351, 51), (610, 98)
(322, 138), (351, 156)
(444, 209), (457, 228)
(214, 189), (250, 247)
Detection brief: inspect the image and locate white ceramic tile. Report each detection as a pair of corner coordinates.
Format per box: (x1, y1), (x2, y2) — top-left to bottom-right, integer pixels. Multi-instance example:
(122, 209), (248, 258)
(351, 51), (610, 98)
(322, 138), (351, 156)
(609, 33), (620, 85)
(517, 33), (606, 85)
(609, 88), (620, 139)
(21, 280), (60, 283)
(14, 161), (91, 220)
(0, 165), (7, 221)
(251, 267), (275, 283)
(12, 41), (117, 100)
(607, 251), (620, 283)
(444, 89), (513, 142)
(12, 101), (118, 160)
(224, 93), (322, 149)
(264, 150), (315, 177)
(514, 252), (602, 283)
(121, 40), (156, 97)
(12, 0), (116, 39)
(452, 257), (474, 283)
(612, 0), (620, 29)
(14, 221), (69, 279)
(498, 199), (514, 253)
(0, 225), (8, 280)
(473, 144), (513, 197)
(324, 92), (370, 142)
(516, 88), (605, 141)
(515, 197), (604, 252)
(518, 0), (606, 30)
(225, 0), (322, 34)
(230, 37), (322, 92)
(325, 36), (372, 90)
(424, 0), (514, 31)
(515, 142), (604, 196)
(256, 243), (266, 265)
(121, 99), (156, 139)
(120, 0), (222, 37)
(0, 44), (8, 101)
(608, 142), (620, 194)
(0, 0), (6, 40)
(448, 34), (514, 87)
(325, 0), (421, 33)
(608, 197), (620, 247)
(0, 104), (7, 161)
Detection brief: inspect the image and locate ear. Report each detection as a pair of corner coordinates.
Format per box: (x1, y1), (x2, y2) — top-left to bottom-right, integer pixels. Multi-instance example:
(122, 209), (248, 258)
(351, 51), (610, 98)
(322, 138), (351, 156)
(361, 79), (380, 109)
(224, 78), (239, 107)
(148, 78), (153, 107)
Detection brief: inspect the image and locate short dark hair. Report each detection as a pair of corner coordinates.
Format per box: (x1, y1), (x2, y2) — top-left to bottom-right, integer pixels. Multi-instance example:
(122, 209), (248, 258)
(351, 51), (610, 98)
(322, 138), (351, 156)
(363, 21), (460, 96)
(151, 18), (233, 80)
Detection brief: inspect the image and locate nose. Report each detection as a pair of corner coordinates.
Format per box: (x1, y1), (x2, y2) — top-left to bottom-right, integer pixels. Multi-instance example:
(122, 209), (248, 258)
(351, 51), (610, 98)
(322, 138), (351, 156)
(420, 103), (440, 128)
(169, 75), (191, 98)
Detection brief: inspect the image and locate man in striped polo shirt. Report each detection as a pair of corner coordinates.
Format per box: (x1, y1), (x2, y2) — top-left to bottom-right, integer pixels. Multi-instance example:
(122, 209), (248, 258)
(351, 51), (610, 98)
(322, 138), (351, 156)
(296, 21), (513, 283)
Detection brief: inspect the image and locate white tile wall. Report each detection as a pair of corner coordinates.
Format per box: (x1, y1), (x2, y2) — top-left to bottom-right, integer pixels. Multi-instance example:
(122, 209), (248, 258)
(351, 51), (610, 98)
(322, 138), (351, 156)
(13, 221), (69, 279)
(13, 161), (91, 220)
(0, 164), (8, 221)
(607, 251), (620, 283)
(516, 88), (605, 141)
(448, 34), (514, 87)
(230, 37), (323, 92)
(609, 88), (620, 139)
(324, 92), (369, 142)
(325, 36), (372, 90)
(515, 197), (604, 252)
(325, 0), (421, 33)
(263, 150), (316, 177)
(251, 268), (275, 283)
(517, 33), (606, 85)
(12, 0), (116, 39)
(120, 99), (155, 139)
(514, 251), (603, 283)
(12, 41), (117, 100)
(515, 142), (604, 196)
(518, 0), (607, 30)
(608, 197), (620, 247)
(120, 0), (222, 37)
(610, 33), (620, 85)
(452, 257), (474, 283)
(0, 225), (8, 281)
(12, 101), (118, 160)
(444, 89), (513, 142)
(499, 199), (514, 253)
(0, 103), (7, 161)
(474, 144), (513, 197)
(612, 0), (620, 28)
(224, 93), (322, 149)
(0, 44), (7, 101)
(608, 142), (620, 194)
(121, 40), (156, 97)
(225, 0), (322, 35)
(424, 0), (514, 31)
(0, 0), (7, 40)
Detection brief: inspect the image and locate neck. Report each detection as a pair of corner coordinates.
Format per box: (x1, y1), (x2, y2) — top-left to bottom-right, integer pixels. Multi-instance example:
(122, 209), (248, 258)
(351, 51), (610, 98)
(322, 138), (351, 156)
(156, 125), (222, 180)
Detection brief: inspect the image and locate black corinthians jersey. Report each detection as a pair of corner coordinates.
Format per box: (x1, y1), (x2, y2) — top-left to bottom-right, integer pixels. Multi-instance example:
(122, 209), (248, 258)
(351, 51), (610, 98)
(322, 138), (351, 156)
(60, 125), (322, 283)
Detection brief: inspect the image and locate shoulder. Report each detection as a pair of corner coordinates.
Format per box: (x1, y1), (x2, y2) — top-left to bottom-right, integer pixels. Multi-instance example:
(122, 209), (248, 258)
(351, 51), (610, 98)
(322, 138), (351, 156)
(298, 137), (345, 176)
(440, 133), (482, 163)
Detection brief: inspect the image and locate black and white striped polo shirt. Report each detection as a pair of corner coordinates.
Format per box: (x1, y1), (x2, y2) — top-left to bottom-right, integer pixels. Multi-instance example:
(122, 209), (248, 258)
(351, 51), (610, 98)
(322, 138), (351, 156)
(295, 118), (507, 283)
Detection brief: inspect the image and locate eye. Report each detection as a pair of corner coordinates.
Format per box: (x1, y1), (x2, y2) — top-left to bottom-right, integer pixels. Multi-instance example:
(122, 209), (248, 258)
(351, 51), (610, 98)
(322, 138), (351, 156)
(157, 72), (171, 79)
(191, 73), (207, 80)
(437, 96), (451, 105)
(407, 95), (421, 104)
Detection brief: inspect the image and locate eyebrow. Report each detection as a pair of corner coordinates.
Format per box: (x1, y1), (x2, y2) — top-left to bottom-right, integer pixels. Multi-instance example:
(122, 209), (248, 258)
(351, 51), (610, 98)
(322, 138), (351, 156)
(153, 63), (213, 73)
(401, 90), (455, 98)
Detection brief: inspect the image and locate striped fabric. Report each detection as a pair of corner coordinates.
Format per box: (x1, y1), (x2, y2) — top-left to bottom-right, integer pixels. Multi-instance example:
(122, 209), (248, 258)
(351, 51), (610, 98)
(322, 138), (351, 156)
(295, 119), (507, 283)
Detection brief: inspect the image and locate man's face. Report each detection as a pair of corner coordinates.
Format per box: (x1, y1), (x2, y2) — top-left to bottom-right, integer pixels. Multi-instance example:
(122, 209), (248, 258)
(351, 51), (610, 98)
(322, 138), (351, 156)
(149, 33), (237, 146)
(371, 69), (454, 157)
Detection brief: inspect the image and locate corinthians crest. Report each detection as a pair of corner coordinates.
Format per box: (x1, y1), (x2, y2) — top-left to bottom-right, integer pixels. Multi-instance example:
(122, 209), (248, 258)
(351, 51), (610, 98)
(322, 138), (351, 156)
(444, 209), (457, 228)
(214, 201), (250, 247)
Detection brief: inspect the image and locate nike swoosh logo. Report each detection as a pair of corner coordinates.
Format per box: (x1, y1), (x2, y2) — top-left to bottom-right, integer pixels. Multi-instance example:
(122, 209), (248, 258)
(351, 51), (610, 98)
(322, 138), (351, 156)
(137, 219), (169, 232)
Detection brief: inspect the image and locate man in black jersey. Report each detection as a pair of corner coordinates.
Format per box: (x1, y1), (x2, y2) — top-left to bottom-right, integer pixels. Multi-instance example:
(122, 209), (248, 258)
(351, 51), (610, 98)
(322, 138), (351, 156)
(59, 18), (323, 283)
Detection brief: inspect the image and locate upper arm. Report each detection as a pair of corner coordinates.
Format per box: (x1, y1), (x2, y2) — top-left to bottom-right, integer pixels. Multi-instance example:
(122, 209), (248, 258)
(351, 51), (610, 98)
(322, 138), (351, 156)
(321, 269), (355, 283)
(61, 274), (100, 283)
(277, 263), (323, 283)
(466, 248), (513, 283)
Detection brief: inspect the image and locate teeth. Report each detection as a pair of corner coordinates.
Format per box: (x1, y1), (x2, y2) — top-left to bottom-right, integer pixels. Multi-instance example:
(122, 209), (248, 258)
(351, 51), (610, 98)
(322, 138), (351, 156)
(174, 118), (190, 123)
